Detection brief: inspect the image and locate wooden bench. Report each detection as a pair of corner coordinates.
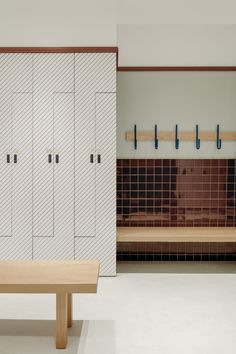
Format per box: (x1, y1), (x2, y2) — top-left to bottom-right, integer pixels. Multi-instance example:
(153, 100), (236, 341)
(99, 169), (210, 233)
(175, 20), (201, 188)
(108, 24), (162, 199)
(117, 227), (236, 242)
(0, 260), (99, 349)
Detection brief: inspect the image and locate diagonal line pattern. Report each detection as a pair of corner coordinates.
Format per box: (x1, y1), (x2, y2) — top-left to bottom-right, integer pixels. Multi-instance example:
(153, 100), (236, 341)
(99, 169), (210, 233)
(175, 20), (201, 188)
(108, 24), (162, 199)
(0, 54), (33, 259)
(33, 54), (74, 260)
(75, 83), (116, 276)
(0, 53), (116, 274)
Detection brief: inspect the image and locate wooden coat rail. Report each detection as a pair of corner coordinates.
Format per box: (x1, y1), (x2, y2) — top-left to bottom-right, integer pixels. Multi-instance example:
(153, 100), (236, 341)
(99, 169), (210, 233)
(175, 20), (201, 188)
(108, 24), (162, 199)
(126, 130), (236, 142)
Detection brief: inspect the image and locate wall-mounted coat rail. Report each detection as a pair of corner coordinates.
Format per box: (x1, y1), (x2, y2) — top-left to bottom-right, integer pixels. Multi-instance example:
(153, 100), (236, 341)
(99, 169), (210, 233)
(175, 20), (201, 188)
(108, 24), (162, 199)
(126, 127), (236, 148)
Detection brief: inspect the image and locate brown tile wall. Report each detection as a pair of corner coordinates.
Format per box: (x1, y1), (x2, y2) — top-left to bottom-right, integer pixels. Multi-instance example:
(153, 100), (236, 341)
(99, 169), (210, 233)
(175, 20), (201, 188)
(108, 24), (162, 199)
(117, 159), (236, 227)
(117, 241), (236, 261)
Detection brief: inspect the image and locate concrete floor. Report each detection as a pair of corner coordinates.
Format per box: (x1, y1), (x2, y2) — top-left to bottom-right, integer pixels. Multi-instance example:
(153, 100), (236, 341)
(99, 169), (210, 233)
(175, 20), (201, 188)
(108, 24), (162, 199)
(0, 262), (236, 354)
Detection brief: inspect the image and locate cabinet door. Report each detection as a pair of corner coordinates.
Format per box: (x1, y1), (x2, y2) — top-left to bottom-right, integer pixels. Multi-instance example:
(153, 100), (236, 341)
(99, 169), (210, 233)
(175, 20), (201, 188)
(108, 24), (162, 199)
(0, 89), (12, 237)
(74, 52), (116, 276)
(74, 55), (96, 238)
(0, 54), (33, 259)
(33, 53), (74, 238)
(75, 92), (116, 275)
(53, 93), (75, 258)
(95, 93), (116, 273)
(74, 101), (96, 238)
(33, 93), (75, 259)
(11, 93), (33, 258)
(32, 53), (75, 259)
(0, 93), (33, 259)
(74, 53), (116, 238)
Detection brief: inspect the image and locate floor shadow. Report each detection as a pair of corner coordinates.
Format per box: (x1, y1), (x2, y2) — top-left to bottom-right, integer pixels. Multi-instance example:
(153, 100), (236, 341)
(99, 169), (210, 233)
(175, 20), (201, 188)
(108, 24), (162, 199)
(117, 261), (236, 274)
(0, 319), (116, 354)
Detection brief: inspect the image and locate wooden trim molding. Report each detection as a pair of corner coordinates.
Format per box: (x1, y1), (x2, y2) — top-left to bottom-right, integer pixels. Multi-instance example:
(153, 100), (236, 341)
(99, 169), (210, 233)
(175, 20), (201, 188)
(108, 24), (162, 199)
(118, 66), (236, 72)
(0, 47), (118, 53)
(126, 130), (236, 142)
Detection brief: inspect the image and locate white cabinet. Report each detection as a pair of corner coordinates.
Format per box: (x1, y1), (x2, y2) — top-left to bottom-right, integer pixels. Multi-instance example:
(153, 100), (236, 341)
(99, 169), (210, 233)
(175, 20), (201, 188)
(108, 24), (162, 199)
(74, 53), (116, 238)
(74, 53), (116, 275)
(32, 54), (75, 259)
(0, 101), (12, 237)
(0, 51), (116, 275)
(50, 92), (75, 258)
(32, 54), (74, 238)
(0, 54), (33, 259)
(94, 92), (116, 274)
(11, 93), (33, 258)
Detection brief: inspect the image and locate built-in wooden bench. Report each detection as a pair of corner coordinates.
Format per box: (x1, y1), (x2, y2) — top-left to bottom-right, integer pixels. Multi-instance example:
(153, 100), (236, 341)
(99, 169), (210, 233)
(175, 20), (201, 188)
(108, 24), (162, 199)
(0, 260), (99, 349)
(117, 227), (236, 242)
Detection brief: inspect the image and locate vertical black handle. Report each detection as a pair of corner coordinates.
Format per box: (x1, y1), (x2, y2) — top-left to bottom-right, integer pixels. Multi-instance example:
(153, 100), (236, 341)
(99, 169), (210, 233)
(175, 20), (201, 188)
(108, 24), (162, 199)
(90, 154), (94, 163)
(154, 124), (158, 149)
(175, 125), (179, 149)
(134, 124), (137, 150)
(6, 154), (10, 163)
(48, 154), (52, 163)
(14, 154), (17, 163)
(55, 154), (59, 163)
(196, 124), (200, 150)
(97, 154), (101, 163)
(217, 124), (222, 149)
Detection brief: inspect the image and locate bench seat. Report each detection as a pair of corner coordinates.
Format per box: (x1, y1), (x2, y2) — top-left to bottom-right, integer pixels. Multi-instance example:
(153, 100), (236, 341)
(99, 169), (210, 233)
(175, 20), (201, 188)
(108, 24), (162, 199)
(117, 227), (236, 242)
(0, 260), (99, 349)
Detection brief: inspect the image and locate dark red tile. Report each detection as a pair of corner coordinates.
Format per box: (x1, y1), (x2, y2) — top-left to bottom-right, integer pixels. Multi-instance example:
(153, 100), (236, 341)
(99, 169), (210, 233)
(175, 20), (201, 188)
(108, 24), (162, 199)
(116, 158), (236, 230)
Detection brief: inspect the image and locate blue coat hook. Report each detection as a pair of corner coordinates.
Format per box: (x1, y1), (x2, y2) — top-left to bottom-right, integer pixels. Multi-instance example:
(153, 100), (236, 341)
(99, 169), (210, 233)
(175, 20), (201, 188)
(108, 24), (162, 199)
(134, 124), (137, 150)
(196, 124), (200, 149)
(175, 125), (179, 149)
(154, 125), (158, 149)
(217, 124), (222, 149)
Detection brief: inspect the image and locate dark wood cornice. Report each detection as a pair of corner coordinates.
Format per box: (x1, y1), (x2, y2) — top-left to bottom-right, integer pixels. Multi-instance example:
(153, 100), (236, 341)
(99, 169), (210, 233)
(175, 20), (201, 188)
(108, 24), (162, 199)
(0, 47), (118, 53)
(118, 66), (236, 71)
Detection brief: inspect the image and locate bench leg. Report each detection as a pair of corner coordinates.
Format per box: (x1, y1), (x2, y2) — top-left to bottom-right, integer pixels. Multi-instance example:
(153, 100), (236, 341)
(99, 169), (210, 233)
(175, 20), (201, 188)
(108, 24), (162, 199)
(67, 293), (72, 328)
(56, 293), (68, 349)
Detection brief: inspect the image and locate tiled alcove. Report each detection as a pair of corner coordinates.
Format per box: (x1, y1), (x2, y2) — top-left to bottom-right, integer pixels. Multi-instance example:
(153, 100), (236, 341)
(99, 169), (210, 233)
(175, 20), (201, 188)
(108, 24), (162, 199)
(117, 159), (236, 261)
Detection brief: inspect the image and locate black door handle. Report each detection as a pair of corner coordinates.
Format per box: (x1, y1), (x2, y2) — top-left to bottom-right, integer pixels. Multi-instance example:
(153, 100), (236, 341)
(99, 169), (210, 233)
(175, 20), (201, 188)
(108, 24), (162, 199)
(6, 154), (10, 163)
(13, 154), (17, 163)
(97, 154), (101, 163)
(55, 154), (59, 163)
(48, 154), (52, 163)
(90, 154), (94, 163)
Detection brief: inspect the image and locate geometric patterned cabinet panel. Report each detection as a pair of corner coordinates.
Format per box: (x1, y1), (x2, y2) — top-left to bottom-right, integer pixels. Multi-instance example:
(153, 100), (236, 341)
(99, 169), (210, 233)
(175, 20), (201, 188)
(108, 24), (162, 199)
(74, 54), (117, 275)
(32, 54), (75, 260)
(0, 54), (33, 259)
(0, 51), (116, 276)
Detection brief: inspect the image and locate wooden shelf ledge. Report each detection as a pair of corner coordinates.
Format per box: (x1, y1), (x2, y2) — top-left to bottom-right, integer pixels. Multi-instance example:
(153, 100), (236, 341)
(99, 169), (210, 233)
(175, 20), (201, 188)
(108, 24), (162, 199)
(117, 227), (236, 243)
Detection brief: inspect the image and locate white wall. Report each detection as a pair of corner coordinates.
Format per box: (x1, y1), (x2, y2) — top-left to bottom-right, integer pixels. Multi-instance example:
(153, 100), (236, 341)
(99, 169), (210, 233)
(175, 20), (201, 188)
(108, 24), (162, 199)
(117, 0), (236, 24)
(116, 2), (236, 158)
(0, 0), (116, 46)
(117, 0), (236, 66)
(117, 71), (236, 158)
(117, 25), (236, 66)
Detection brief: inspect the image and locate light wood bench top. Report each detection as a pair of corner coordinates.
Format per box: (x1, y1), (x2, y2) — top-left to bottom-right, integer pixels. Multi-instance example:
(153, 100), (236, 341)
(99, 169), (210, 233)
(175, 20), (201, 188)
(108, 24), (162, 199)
(0, 260), (99, 293)
(0, 260), (100, 349)
(117, 227), (236, 242)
